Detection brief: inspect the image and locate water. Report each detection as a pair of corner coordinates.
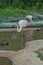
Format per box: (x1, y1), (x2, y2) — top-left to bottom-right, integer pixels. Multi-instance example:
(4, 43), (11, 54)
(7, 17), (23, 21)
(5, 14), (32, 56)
(28, 29), (34, 40)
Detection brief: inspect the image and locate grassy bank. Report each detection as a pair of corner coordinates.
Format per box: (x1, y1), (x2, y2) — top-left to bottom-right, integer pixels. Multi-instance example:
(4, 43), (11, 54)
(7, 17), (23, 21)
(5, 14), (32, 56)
(0, 8), (43, 22)
(0, 8), (43, 17)
(0, 8), (32, 17)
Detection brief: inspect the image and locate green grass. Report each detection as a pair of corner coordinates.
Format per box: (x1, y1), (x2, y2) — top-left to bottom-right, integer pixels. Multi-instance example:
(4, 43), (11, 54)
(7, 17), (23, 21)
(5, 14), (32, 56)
(35, 51), (43, 61)
(0, 8), (32, 17)
(0, 57), (12, 65)
(0, 8), (43, 17)
(0, 8), (33, 22)
(0, 8), (43, 22)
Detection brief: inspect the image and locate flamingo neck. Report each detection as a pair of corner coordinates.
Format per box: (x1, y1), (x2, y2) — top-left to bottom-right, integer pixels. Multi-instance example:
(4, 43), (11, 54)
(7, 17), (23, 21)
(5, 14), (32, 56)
(17, 25), (22, 32)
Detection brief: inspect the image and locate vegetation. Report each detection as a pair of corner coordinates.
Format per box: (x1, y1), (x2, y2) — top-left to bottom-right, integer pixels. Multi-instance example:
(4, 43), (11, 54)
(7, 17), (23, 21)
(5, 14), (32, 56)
(0, 57), (12, 65)
(0, 0), (42, 17)
(35, 51), (43, 61)
(0, 8), (32, 17)
(0, 0), (43, 9)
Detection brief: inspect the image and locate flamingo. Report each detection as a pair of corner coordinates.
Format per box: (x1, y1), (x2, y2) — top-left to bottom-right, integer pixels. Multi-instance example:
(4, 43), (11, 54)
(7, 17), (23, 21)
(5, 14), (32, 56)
(17, 15), (33, 32)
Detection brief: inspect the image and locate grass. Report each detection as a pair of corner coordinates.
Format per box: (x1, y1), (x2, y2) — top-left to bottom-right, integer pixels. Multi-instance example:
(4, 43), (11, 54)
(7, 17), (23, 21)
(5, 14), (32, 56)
(0, 8), (43, 22)
(0, 8), (33, 22)
(35, 51), (43, 61)
(0, 8), (43, 19)
(0, 8), (32, 17)
(0, 57), (12, 65)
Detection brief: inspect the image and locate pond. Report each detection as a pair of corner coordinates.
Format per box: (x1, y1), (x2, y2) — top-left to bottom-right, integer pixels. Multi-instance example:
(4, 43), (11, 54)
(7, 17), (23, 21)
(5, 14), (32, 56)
(0, 57), (12, 65)
(0, 30), (43, 51)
